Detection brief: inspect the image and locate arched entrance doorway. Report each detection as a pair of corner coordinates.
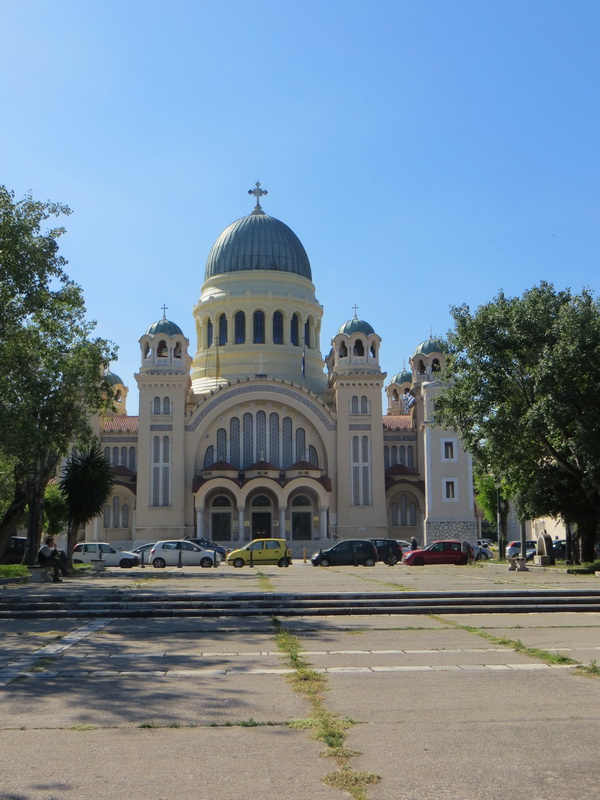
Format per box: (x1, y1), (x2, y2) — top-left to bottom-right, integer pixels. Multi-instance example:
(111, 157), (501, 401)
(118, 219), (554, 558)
(291, 494), (312, 541)
(251, 494), (272, 538)
(210, 494), (232, 541)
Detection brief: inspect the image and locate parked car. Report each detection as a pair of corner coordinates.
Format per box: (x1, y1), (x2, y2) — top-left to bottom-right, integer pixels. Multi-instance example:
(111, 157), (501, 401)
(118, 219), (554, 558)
(311, 539), (378, 567)
(396, 539), (413, 551)
(473, 543), (494, 561)
(72, 542), (140, 568)
(131, 543), (157, 562)
(402, 540), (474, 566)
(0, 536), (27, 564)
(506, 540), (538, 559)
(226, 539), (292, 568)
(149, 540), (221, 568)
(185, 537), (231, 558)
(477, 539), (495, 549)
(553, 540), (568, 559)
(370, 538), (403, 565)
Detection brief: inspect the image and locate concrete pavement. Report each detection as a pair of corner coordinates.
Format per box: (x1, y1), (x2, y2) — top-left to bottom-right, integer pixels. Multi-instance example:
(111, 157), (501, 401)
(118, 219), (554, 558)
(1, 562), (600, 799)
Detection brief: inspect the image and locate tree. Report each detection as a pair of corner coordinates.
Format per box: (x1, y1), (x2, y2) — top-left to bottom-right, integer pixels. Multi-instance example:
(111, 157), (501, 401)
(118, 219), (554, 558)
(60, 444), (115, 565)
(43, 483), (69, 539)
(436, 282), (600, 561)
(473, 469), (510, 558)
(0, 186), (116, 563)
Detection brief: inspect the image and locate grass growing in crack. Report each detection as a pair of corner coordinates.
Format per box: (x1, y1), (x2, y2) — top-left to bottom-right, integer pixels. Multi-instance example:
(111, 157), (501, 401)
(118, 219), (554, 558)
(25, 657), (57, 673)
(71, 724), (98, 731)
(573, 659), (600, 678)
(432, 615), (580, 667)
(256, 571), (276, 592)
(138, 722), (183, 729)
(272, 616), (380, 799)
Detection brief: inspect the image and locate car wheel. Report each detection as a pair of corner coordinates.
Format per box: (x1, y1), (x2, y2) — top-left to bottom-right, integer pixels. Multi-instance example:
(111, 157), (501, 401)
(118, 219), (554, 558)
(457, 556), (468, 565)
(119, 559), (133, 568)
(387, 555), (398, 566)
(277, 557), (290, 567)
(200, 557), (213, 568)
(364, 557), (376, 567)
(478, 552), (489, 561)
(320, 557), (330, 567)
(152, 558), (166, 569)
(413, 557), (425, 566)
(233, 558), (245, 568)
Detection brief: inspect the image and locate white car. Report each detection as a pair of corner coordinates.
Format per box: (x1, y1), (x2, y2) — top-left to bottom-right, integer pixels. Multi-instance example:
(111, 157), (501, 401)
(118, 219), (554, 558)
(473, 543), (494, 561)
(72, 542), (140, 568)
(149, 540), (222, 569)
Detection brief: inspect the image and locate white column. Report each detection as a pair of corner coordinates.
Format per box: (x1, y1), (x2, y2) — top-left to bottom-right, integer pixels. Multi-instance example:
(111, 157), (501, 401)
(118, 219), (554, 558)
(196, 508), (204, 537)
(279, 506), (286, 536)
(320, 507), (329, 539)
(237, 507), (245, 541)
(93, 516), (100, 542)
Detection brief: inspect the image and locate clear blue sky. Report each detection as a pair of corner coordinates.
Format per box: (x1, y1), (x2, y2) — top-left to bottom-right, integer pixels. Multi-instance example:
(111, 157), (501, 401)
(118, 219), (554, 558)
(2, 1), (599, 413)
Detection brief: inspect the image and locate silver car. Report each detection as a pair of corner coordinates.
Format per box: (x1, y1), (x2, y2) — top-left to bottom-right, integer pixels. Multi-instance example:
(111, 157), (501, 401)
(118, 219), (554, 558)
(149, 540), (222, 569)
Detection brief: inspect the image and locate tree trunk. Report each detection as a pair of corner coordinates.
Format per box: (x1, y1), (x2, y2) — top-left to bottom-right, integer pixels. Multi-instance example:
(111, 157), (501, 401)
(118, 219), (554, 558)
(0, 480), (29, 561)
(577, 516), (599, 563)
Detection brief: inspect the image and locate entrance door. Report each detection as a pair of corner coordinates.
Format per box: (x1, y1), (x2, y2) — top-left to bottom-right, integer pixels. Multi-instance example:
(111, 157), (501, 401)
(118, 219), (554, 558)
(252, 512), (271, 538)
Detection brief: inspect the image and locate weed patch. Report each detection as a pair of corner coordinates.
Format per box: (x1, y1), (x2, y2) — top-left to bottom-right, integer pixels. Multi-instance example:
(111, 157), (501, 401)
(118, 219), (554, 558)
(256, 571), (276, 592)
(70, 724), (98, 731)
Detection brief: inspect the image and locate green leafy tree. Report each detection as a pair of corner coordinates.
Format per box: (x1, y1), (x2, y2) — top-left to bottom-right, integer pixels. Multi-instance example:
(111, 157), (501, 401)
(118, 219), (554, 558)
(0, 186), (116, 563)
(43, 483), (69, 539)
(436, 282), (600, 561)
(60, 444), (115, 565)
(473, 469), (510, 557)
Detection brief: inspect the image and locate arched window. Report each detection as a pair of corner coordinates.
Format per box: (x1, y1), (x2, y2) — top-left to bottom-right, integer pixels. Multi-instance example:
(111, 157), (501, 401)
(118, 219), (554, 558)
(204, 445), (214, 468)
(112, 447), (119, 466)
(273, 311), (284, 344)
(174, 341), (182, 359)
(121, 447), (127, 466)
(251, 494), (271, 507)
(129, 447), (136, 471)
(213, 495), (231, 507)
(339, 341), (348, 358)
(157, 339), (168, 357)
(122, 504), (129, 529)
(153, 396), (161, 414)
(234, 311), (245, 344)
(218, 314), (228, 346)
(432, 358), (441, 372)
(269, 413), (280, 465)
(370, 343), (377, 358)
(353, 339), (364, 357)
(418, 359), (426, 374)
(308, 445), (319, 466)
(391, 446), (398, 466)
(243, 413), (253, 467)
(409, 502), (417, 526)
(291, 314), (299, 346)
(399, 446), (406, 465)
(256, 411), (266, 460)
(104, 447), (110, 463)
(391, 502), (398, 526)
(283, 416), (293, 467)
(295, 428), (306, 462)
(163, 397), (171, 415)
(230, 417), (240, 467)
(103, 505), (110, 528)
(351, 396), (359, 413)
(253, 310), (265, 343)
(112, 496), (120, 528)
(211, 495), (232, 541)
(216, 428), (227, 461)
(115, 390), (122, 403)
(360, 396), (368, 413)
(407, 446), (414, 469)
(144, 343), (151, 359)
(152, 435), (170, 506)
(304, 320), (310, 348)
(207, 318), (213, 347)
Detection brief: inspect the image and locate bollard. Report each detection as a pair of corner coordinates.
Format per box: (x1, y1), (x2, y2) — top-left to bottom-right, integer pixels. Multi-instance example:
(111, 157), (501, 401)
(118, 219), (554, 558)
(140, 550), (145, 569)
(213, 548), (218, 568)
(250, 548), (254, 568)
(303, 548), (306, 563)
(178, 547), (182, 568)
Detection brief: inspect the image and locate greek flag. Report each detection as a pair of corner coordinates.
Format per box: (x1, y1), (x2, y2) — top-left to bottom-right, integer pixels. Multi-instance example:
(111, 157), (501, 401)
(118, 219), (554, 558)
(403, 391), (415, 414)
(301, 346), (306, 378)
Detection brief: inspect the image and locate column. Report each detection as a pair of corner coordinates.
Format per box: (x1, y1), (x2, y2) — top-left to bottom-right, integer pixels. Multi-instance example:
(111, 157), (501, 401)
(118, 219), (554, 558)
(237, 507), (245, 541)
(320, 507), (329, 539)
(279, 506), (286, 537)
(196, 508), (204, 538)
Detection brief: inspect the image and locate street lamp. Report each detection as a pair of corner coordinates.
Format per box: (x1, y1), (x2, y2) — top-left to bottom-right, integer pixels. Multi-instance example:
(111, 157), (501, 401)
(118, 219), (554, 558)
(495, 481), (505, 560)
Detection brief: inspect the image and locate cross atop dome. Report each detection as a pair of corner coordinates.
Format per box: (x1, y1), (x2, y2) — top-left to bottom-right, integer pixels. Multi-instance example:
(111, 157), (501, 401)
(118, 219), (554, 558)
(248, 180), (268, 212)
(161, 303), (168, 320)
(352, 303), (359, 319)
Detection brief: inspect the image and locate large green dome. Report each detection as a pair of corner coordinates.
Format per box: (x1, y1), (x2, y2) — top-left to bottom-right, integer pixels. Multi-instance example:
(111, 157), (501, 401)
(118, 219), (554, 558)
(389, 369), (412, 385)
(205, 208), (312, 281)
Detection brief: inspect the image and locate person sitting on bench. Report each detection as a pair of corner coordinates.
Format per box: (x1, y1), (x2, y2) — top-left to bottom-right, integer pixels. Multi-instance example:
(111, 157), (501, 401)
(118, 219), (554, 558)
(38, 537), (69, 582)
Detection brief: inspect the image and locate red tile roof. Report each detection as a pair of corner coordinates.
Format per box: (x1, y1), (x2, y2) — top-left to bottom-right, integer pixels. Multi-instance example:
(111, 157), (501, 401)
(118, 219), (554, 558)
(382, 415), (413, 430)
(103, 416), (139, 432)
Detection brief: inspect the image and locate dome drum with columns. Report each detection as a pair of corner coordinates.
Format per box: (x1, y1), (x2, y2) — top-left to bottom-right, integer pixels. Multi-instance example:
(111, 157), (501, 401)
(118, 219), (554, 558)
(89, 184), (476, 551)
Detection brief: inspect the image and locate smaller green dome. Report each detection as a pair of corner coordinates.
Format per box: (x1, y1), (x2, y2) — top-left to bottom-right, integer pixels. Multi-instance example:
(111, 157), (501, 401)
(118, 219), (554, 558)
(390, 369), (412, 385)
(146, 318), (184, 337)
(105, 371), (124, 386)
(338, 318), (375, 336)
(413, 337), (444, 357)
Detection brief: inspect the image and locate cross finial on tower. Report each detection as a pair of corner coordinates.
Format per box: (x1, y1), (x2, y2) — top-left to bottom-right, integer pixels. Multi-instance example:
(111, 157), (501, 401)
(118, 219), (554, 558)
(248, 180), (268, 210)
(352, 303), (359, 319)
(161, 304), (168, 320)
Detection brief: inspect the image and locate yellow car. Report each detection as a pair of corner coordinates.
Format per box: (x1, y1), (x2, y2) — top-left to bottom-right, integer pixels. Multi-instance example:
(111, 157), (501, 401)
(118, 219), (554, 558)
(227, 538), (292, 568)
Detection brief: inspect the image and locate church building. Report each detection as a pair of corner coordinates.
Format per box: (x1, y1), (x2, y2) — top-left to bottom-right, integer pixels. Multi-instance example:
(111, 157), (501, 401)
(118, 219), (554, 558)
(90, 184), (476, 551)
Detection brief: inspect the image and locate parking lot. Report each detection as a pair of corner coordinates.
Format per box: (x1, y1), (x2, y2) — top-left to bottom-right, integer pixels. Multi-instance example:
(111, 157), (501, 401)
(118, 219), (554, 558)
(1, 561), (600, 800)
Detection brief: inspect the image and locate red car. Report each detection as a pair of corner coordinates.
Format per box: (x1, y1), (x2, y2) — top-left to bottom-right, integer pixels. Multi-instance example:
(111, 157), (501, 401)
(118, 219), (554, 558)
(402, 539), (474, 566)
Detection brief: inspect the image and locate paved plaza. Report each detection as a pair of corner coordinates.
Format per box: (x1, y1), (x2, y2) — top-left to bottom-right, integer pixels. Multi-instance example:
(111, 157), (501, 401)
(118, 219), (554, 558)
(1, 561), (600, 799)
